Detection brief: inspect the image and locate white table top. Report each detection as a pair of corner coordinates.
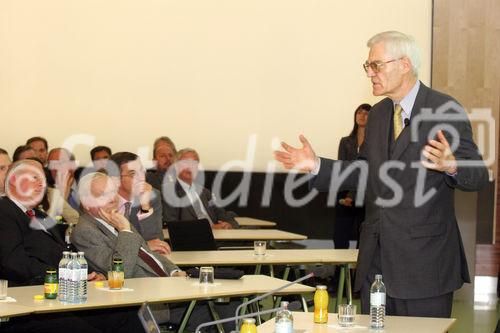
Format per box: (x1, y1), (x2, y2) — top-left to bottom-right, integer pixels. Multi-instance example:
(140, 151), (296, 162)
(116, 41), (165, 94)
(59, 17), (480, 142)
(257, 311), (456, 333)
(235, 217), (277, 228)
(6, 275), (314, 314)
(167, 249), (358, 266)
(163, 228), (307, 241)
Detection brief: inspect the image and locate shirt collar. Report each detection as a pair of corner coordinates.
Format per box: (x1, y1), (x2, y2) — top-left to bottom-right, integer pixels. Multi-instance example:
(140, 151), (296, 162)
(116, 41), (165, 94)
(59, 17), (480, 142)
(95, 217), (118, 236)
(9, 196), (30, 213)
(118, 195), (131, 209)
(394, 80), (420, 119)
(177, 178), (195, 192)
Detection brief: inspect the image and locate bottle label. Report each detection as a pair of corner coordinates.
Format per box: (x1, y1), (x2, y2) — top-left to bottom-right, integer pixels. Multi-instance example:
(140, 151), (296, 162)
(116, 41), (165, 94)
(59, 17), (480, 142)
(275, 322), (293, 333)
(370, 292), (386, 306)
(44, 283), (58, 295)
(80, 268), (88, 280)
(69, 269), (80, 282)
(59, 268), (67, 280)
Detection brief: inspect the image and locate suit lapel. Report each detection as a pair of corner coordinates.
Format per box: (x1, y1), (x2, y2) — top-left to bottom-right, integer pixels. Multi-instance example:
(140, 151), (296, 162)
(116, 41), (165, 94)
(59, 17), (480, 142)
(175, 181), (198, 219)
(377, 98), (392, 162)
(34, 209), (66, 246)
(390, 82), (429, 161)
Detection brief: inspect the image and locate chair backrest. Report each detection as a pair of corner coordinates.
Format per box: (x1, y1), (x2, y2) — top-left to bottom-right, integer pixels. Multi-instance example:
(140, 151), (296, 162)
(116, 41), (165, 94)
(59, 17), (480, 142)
(167, 219), (217, 251)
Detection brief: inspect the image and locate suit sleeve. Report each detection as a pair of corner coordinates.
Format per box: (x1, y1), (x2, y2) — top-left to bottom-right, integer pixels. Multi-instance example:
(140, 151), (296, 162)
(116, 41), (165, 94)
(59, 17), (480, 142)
(138, 190), (164, 240)
(71, 221), (144, 278)
(443, 107), (489, 191)
(203, 189), (240, 228)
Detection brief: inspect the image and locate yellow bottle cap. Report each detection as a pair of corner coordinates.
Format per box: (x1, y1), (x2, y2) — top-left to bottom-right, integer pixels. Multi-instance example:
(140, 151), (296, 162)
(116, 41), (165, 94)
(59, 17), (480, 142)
(95, 281), (104, 288)
(34, 295), (45, 300)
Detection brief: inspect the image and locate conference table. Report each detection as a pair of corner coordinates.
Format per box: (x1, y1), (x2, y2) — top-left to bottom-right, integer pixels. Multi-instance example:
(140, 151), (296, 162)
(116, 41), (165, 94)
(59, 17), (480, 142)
(257, 311), (456, 333)
(2, 275), (314, 333)
(167, 249), (358, 308)
(0, 303), (33, 320)
(234, 217), (277, 228)
(163, 228), (307, 241)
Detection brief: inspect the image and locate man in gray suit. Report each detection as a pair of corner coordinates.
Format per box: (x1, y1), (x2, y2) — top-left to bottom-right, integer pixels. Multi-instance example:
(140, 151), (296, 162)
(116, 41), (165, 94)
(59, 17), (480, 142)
(108, 152), (171, 255)
(275, 31), (488, 318)
(71, 172), (181, 278)
(163, 148), (239, 229)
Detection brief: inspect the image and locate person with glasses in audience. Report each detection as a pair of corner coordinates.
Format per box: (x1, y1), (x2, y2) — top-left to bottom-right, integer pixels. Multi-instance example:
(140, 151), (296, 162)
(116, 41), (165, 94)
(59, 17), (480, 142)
(275, 31), (488, 318)
(108, 152), (170, 254)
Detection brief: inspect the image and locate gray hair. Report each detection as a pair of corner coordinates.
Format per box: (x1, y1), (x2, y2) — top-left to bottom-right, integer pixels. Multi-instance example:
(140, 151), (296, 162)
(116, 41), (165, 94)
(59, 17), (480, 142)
(78, 172), (110, 208)
(367, 31), (421, 76)
(176, 148), (199, 161)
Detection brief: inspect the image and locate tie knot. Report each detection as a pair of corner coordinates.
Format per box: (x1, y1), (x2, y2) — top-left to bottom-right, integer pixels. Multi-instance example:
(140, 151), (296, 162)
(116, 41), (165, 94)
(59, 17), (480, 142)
(26, 209), (35, 218)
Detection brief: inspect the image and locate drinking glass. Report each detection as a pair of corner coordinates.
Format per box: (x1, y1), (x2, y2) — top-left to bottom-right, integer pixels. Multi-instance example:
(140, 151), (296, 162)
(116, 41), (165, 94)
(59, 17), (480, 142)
(108, 271), (125, 290)
(0, 280), (7, 300)
(254, 240), (266, 256)
(337, 304), (356, 327)
(199, 267), (215, 284)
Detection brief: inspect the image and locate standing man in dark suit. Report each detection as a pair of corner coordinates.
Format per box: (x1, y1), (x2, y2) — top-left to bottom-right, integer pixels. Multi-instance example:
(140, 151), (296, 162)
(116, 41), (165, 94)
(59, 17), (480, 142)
(275, 31), (488, 318)
(163, 148), (239, 229)
(109, 152), (171, 254)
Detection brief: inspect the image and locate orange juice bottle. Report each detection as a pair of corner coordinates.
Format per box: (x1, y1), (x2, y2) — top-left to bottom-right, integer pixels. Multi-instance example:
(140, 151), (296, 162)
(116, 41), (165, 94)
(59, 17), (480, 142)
(240, 318), (257, 333)
(313, 285), (329, 323)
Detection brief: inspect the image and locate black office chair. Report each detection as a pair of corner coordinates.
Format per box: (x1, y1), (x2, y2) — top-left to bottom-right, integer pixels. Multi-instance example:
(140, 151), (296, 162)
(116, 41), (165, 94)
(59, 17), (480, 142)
(166, 219), (217, 251)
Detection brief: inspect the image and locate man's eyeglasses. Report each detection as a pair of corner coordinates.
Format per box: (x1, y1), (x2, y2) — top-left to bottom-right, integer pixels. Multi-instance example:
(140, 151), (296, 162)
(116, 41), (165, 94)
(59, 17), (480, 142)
(363, 59), (398, 73)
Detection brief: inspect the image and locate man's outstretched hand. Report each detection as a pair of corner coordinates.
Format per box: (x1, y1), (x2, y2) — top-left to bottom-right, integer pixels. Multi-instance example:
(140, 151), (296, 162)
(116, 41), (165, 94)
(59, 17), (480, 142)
(274, 135), (318, 172)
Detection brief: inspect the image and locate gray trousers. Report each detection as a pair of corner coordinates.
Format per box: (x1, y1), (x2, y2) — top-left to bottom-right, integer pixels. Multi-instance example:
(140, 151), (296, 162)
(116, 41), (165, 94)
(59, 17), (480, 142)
(359, 241), (453, 318)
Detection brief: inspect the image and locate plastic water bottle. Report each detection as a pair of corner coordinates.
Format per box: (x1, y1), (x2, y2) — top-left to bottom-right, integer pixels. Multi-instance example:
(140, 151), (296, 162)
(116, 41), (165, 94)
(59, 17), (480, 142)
(77, 252), (88, 302)
(275, 301), (293, 333)
(370, 274), (386, 329)
(66, 252), (81, 303)
(58, 251), (70, 302)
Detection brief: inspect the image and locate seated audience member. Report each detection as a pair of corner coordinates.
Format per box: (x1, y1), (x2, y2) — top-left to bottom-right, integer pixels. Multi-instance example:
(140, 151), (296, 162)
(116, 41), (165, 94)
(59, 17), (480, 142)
(0, 148), (11, 196)
(0, 159), (143, 333)
(146, 136), (177, 190)
(108, 152), (170, 254)
(72, 171), (237, 330)
(75, 145), (113, 181)
(27, 136), (49, 166)
(46, 148), (80, 224)
(72, 171), (180, 277)
(12, 144), (36, 161)
(90, 145), (112, 170)
(163, 148), (239, 229)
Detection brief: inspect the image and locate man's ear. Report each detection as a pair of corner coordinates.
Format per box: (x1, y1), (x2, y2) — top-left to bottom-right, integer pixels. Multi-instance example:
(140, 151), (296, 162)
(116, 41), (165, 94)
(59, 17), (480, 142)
(400, 56), (413, 74)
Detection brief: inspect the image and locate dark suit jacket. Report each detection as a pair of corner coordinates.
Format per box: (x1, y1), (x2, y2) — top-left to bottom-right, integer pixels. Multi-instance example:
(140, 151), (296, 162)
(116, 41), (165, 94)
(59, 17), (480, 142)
(0, 197), (66, 286)
(128, 189), (164, 241)
(163, 180), (240, 228)
(312, 82), (488, 299)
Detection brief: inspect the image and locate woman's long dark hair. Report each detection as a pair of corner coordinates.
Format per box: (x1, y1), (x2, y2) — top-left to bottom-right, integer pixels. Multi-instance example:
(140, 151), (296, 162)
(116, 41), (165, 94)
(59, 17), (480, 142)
(348, 103), (372, 138)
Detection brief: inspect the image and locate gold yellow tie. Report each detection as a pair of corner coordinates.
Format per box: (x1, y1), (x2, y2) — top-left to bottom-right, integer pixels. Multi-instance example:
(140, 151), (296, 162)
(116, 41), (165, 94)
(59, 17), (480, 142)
(393, 103), (403, 140)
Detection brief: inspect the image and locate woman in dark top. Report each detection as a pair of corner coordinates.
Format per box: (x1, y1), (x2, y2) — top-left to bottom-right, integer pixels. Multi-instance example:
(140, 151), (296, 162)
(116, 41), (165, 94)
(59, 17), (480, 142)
(334, 103), (371, 249)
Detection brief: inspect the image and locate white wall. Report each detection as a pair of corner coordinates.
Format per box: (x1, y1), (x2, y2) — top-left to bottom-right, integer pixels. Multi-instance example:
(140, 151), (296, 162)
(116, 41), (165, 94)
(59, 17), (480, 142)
(0, 0), (432, 171)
